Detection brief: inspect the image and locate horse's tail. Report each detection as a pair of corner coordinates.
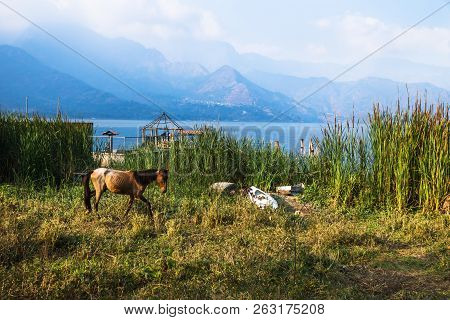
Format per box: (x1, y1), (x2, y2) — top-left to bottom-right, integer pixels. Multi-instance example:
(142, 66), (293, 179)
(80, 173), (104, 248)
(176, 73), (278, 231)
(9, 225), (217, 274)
(82, 170), (93, 212)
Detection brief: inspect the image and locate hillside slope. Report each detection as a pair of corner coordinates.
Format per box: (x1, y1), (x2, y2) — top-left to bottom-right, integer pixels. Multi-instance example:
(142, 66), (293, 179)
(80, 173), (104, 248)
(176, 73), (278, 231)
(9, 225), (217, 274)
(0, 45), (161, 119)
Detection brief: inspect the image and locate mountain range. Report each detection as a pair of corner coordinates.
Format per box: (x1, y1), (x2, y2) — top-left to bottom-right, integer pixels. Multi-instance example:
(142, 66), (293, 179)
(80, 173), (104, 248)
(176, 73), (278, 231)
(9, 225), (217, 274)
(156, 38), (450, 91)
(0, 25), (448, 121)
(245, 70), (450, 117)
(0, 45), (315, 121)
(0, 45), (161, 119)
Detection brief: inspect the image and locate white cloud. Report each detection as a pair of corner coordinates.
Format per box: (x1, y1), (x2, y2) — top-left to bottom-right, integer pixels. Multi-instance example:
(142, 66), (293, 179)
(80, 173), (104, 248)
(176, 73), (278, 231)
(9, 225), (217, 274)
(306, 43), (327, 57)
(157, 0), (191, 20)
(74, 0), (222, 42)
(0, 1), (449, 68)
(0, 6), (28, 33)
(198, 11), (221, 38)
(0, 0), (60, 35)
(0, 0), (222, 43)
(231, 41), (282, 57)
(327, 13), (450, 66)
(339, 14), (389, 52)
(314, 18), (331, 28)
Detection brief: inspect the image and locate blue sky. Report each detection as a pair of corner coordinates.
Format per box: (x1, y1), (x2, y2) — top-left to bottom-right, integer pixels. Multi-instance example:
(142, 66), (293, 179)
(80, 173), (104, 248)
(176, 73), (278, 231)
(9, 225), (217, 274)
(0, 0), (449, 66)
(192, 1), (449, 46)
(190, 0), (450, 28)
(183, 0), (450, 65)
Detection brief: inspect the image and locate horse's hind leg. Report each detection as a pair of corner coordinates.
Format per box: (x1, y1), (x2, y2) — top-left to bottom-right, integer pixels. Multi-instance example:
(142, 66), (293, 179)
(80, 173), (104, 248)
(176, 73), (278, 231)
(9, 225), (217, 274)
(91, 174), (107, 213)
(138, 194), (153, 216)
(94, 188), (105, 212)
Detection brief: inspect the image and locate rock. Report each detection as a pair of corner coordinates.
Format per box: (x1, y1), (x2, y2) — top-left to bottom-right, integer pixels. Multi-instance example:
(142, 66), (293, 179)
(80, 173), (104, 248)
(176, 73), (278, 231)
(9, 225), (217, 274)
(276, 183), (305, 195)
(210, 182), (238, 194)
(442, 195), (450, 213)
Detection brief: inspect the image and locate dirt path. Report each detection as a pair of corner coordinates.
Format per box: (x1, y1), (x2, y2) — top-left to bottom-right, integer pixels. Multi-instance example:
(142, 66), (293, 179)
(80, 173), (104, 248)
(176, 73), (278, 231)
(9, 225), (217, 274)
(271, 193), (314, 215)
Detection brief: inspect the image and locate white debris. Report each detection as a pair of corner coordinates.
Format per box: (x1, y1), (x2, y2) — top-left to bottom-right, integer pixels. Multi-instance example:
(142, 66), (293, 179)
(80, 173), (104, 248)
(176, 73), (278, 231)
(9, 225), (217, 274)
(247, 186), (278, 210)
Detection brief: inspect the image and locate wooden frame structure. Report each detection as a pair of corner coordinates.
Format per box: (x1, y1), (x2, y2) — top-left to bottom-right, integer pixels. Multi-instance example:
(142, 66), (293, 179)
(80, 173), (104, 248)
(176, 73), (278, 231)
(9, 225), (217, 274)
(141, 112), (184, 148)
(102, 130), (119, 153)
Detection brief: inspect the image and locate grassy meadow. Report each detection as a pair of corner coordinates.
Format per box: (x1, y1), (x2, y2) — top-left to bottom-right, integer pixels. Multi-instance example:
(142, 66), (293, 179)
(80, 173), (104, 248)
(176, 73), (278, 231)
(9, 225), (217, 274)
(0, 101), (448, 299)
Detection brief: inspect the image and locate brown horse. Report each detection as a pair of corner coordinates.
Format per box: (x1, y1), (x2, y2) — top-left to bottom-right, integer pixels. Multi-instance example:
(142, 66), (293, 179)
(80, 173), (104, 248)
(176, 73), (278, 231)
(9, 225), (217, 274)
(82, 168), (168, 216)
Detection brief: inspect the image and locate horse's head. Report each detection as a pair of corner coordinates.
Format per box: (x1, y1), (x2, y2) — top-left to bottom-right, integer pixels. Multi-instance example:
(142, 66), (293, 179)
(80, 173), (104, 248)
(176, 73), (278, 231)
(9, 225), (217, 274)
(156, 169), (169, 193)
(134, 169), (169, 193)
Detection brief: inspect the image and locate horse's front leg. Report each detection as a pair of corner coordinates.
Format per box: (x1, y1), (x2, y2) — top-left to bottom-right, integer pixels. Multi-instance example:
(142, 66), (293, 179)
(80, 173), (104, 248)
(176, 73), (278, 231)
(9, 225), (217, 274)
(138, 194), (153, 217)
(125, 196), (134, 215)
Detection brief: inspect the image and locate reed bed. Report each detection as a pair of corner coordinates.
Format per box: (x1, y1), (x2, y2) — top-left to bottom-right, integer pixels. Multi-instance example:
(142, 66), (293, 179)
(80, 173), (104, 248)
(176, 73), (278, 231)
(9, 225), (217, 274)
(315, 100), (449, 212)
(117, 128), (308, 194)
(0, 112), (94, 185)
(2, 99), (447, 213)
(312, 115), (369, 207)
(118, 99), (448, 213)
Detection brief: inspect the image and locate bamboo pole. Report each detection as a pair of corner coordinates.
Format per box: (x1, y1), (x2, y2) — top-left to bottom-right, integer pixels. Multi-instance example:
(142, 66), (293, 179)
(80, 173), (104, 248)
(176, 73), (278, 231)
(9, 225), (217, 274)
(57, 97), (61, 116)
(274, 140), (280, 150)
(309, 139), (314, 155)
(25, 96), (28, 117)
(109, 136), (113, 154)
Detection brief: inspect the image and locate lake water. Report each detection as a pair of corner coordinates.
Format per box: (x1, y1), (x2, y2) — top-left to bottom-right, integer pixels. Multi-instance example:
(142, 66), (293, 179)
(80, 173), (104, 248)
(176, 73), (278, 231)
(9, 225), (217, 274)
(86, 119), (326, 152)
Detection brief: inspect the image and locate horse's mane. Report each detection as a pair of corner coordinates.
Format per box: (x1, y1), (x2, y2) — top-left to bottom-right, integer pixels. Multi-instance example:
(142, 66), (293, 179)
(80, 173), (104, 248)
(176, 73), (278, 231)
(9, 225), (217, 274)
(136, 169), (158, 175)
(134, 169), (167, 185)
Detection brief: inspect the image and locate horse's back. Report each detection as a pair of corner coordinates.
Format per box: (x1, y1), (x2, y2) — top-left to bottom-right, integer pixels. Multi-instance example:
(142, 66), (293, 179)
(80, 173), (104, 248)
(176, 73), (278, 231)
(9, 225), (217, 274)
(91, 168), (108, 190)
(104, 169), (136, 195)
(92, 168), (131, 180)
(92, 167), (108, 178)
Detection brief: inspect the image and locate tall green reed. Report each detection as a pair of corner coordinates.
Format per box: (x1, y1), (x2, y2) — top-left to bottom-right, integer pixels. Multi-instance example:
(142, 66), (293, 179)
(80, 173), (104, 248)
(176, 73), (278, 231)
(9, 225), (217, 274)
(313, 115), (369, 206)
(0, 112), (94, 185)
(316, 100), (449, 212)
(117, 127), (308, 194)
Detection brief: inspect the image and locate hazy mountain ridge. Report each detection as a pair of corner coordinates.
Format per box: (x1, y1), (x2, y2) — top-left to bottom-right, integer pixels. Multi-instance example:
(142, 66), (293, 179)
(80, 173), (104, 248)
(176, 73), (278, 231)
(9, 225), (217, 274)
(1, 25), (449, 121)
(179, 65), (320, 121)
(0, 45), (161, 119)
(158, 38), (450, 91)
(14, 25), (208, 102)
(246, 70), (450, 117)
(194, 66), (293, 106)
(0, 45), (317, 121)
